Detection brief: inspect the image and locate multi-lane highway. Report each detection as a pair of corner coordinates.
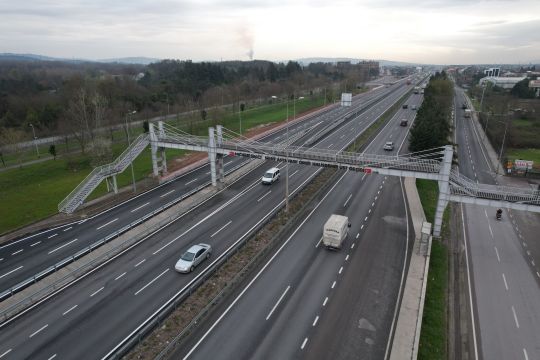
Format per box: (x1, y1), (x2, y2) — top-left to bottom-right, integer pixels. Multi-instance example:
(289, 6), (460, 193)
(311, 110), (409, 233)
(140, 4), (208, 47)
(0, 83), (399, 296)
(454, 87), (540, 360)
(174, 92), (424, 360)
(0, 77), (423, 359)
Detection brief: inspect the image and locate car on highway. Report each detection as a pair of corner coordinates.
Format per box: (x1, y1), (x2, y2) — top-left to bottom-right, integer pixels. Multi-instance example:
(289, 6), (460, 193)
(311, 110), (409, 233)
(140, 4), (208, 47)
(261, 167), (280, 184)
(175, 243), (212, 273)
(383, 141), (394, 151)
(400, 119), (408, 126)
(402, 104), (408, 109)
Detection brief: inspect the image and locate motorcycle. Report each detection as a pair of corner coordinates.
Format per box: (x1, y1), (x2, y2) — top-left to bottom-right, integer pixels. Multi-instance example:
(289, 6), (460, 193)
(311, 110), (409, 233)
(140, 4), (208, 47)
(496, 209), (502, 220)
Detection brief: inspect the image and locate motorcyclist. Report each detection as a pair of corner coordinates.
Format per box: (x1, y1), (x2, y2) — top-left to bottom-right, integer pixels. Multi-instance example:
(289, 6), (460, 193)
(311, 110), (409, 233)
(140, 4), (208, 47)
(496, 208), (502, 219)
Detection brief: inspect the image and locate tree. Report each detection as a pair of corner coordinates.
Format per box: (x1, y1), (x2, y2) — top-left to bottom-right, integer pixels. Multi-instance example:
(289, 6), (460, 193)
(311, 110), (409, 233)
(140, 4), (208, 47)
(511, 79), (535, 99)
(143, 120), (149, 133)
(48, 144), (57, 160)
(201, 109), (207, 121)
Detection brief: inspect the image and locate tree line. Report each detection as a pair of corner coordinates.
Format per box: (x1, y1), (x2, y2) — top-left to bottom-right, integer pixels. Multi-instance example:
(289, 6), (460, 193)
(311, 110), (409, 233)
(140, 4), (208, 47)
(409, 71), (453, 152)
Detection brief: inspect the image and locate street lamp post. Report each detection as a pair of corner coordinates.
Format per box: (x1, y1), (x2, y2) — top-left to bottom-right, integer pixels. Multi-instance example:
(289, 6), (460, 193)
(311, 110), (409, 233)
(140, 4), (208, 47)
(125, 110), (137, 193)
(285, 99), (289, 214)
(29, 124), (40, 158)
(495, 115), (510, 175)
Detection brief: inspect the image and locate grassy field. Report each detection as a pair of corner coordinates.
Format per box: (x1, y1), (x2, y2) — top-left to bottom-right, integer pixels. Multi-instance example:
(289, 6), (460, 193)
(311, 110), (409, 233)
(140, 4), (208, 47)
(416, 178), (448, 360)
(0, 97), (325, 235)
(506, 148), (540, 168)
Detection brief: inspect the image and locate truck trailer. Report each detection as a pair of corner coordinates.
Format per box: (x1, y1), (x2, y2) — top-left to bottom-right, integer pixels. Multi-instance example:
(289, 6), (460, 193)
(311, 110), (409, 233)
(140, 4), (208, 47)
(322, 214), (350, 250)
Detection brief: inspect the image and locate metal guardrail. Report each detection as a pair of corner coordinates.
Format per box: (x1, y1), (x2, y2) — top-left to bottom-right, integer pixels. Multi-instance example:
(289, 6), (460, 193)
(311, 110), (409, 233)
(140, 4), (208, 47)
(0, 160), (254, 315)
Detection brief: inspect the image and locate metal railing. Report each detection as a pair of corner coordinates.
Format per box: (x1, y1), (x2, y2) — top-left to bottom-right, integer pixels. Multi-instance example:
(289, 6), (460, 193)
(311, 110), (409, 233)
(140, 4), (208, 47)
(58, 134), (150, 213)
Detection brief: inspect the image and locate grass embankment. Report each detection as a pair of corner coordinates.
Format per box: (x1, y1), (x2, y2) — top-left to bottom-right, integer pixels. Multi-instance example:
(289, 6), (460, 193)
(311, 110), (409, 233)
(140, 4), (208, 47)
(416, 179), (448, 360)
(0, 97), (325, 235)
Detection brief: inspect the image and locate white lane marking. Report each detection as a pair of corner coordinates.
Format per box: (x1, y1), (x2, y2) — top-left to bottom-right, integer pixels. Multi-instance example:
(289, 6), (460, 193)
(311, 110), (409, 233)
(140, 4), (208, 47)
(62, 304), (78, 316)
(315, 237), (323, 248)
(323, 297), (328, 306)
(134, 259), (146, 267)
(343, 194), (352, 207)
(96, 218), (118, 230)
(523, 348), (529, 360)
(372, 202), (375, 207)
(368, 209), (372, 214)
(266, 285), (291, 320)
(257, 191), (271, 202)
(488, 222), (493, 239)
(0, 266), (23, 279)
(361, 224), (364, 230)
(211, 220), (232, 238)
(115, 272), (127, 281)
(511, 305), (520, 328)
(537, 272), (540, 278)
(331, 280), (336, 289)
(185, 178), (198, 186)
(134, 268), (169, 296)
(338, 266), (343, 274)
(494, 247), (500, 262)
(29, 324), (48, 338)
(131, 202), (150, 213)
(225, 161), (233, 166)
(345, 254), (349, 261)
(48, 355), (57, 360)
(364, 216), (368, 221)
(11, 249), (23, 255)
(375, 196), (378, 200)
(160, 189), (175, 198)
(351, 243), (355, 249)
(63, 227), (72, 232)
(301, 337), (308, 350)
(0, 349), (12, 358)
(0, 258), (3, 262)
(502, 273), (509, 290)
(289, 170), (299, 178)
(90, 287), (104, 297)
(327, 144), (334, 149)
(48, 238), (78, 254)
(340, 134), (345, 139)
(312, 316), (319, 326)
(356, 233), (360, 239)
(30, 241), (41, 247)
(47, 233), (58, 239)
(206, 171), (211, 175)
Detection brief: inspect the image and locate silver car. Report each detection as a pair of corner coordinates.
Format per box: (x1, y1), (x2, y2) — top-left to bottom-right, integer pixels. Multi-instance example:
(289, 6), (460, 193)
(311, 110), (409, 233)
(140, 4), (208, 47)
(383, 141), (394, 151)
(175, 243), (212, 273)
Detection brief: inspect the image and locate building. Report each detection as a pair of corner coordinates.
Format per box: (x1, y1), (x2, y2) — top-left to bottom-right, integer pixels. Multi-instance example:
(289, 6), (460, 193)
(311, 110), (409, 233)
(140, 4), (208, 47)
(479, 76), (526, 89)
(529, 79), (540, 97)
(484, 67), (501, 77)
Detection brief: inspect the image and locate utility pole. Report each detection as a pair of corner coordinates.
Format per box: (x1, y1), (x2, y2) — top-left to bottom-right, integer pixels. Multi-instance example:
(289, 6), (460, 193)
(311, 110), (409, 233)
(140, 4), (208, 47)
(29, 124), (40, 158)
(125, 110), (137, 193)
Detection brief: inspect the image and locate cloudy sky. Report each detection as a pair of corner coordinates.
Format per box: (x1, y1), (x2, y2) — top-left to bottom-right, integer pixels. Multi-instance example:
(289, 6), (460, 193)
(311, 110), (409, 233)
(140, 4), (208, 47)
(1, 0), (539, 64)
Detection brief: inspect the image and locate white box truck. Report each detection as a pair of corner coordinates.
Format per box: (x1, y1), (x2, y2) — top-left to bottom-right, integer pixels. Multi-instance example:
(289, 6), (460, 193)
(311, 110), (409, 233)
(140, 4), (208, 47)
(322, 214), (350, 250)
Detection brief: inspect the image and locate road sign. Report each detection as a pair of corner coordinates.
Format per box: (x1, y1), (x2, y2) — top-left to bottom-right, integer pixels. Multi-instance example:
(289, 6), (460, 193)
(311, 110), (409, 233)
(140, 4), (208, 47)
(364, 168), (372, 174)
(514, 159), (533, 170)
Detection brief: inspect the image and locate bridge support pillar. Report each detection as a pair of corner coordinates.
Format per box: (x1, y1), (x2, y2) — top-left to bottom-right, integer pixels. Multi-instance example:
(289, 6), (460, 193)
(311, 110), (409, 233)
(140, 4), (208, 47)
(158, 122), (168, 176)
(433, 145), (453, 237)
(216, 125), (225, 188)
(208, 127), (217, 187)
(105, 175), (118, 194)
(149, 123), (160, 177)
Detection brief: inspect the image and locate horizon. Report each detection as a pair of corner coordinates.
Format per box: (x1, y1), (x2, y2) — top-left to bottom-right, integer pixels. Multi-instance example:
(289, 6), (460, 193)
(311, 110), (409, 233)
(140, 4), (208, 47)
(1, 1), (539, 65)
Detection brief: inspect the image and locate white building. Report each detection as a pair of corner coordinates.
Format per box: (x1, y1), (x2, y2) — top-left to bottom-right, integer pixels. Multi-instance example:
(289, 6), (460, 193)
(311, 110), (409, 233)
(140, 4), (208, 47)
(479, 76), (526, 89)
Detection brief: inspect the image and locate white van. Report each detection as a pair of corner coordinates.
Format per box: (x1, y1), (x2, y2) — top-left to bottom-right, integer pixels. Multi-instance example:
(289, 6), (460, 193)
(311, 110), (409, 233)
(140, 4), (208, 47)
(261, 167), (280, 184)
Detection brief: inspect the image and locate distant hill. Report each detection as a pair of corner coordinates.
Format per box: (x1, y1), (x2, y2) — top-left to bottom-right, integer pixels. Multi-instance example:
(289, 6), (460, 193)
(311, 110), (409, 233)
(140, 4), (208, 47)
(296, 57), (424, 67)
(97, 57), (160, 65)
(0, 53), (160, 65)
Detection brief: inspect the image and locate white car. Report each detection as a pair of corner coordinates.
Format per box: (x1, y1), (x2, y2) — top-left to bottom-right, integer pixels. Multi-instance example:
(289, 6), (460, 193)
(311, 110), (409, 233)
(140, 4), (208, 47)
(383, 141), (394, 151)
(261, 167), (280, 184)
(175, 243), (212, 273)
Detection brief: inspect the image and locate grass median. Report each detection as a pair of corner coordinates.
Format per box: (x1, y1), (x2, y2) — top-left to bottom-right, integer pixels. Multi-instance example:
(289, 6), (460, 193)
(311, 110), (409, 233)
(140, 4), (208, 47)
(416, 178), (449, 360)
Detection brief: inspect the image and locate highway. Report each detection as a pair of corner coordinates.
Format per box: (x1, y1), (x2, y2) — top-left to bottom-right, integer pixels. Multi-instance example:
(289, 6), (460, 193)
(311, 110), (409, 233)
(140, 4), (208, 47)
(0, 82), (398, 296)
(454, 87), (540, 360)
(175, 92), (423, 360)
(0, 78), (421, 358)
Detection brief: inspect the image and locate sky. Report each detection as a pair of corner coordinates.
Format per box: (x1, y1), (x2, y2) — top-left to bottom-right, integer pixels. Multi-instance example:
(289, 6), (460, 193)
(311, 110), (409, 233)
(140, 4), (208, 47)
(1, 0), (539, 65)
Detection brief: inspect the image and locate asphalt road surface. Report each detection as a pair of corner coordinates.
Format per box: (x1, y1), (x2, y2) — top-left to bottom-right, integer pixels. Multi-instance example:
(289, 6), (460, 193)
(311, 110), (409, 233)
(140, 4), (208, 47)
(454, 87), (540, 360)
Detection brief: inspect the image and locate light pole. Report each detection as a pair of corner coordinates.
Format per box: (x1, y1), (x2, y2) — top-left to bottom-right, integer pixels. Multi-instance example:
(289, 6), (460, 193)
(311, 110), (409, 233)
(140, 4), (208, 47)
(29, 124), (40, 158)
(125, 110), (137, 193)
(285, 98), (289, 213)
(495, 115), (510, 175)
